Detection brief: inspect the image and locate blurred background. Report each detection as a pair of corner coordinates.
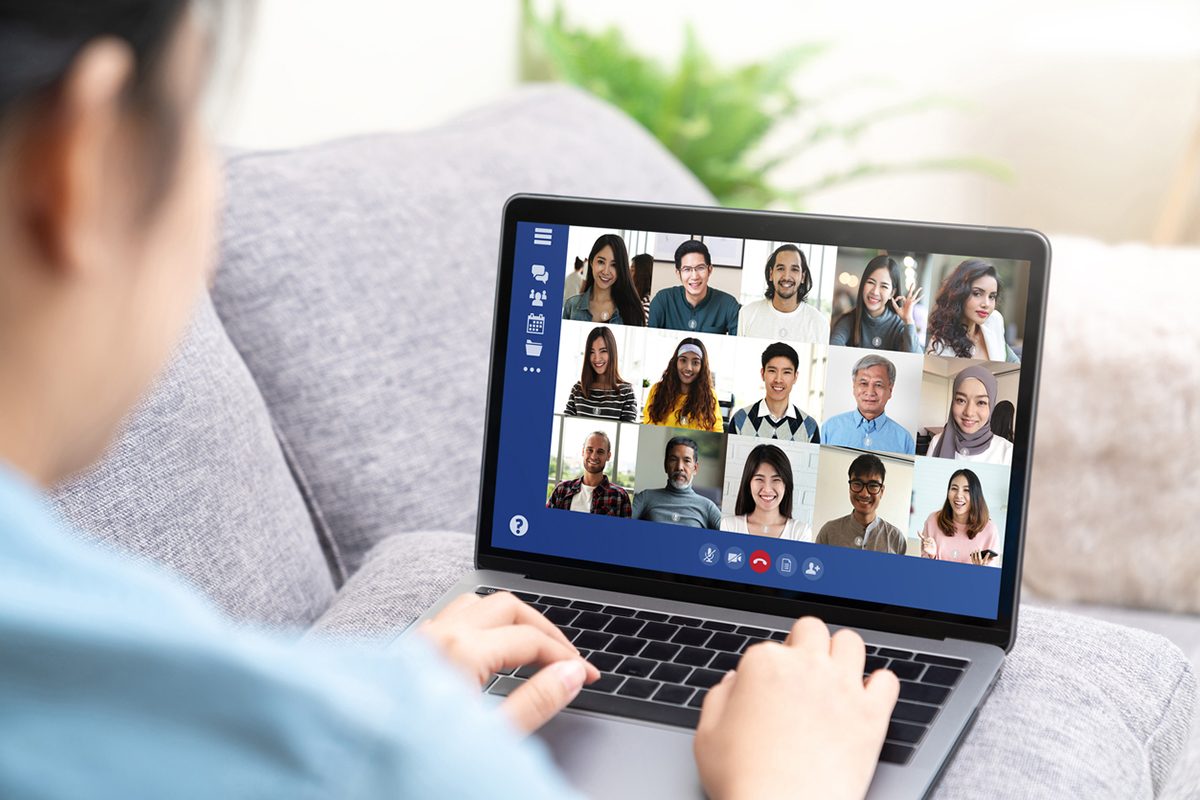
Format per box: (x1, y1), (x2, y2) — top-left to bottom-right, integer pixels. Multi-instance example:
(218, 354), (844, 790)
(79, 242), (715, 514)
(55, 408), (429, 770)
(213, 0), (1200, 245)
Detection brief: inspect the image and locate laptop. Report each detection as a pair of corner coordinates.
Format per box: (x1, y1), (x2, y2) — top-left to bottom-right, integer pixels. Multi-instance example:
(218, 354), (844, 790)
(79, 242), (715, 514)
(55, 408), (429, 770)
(412, 195), (1050, 798)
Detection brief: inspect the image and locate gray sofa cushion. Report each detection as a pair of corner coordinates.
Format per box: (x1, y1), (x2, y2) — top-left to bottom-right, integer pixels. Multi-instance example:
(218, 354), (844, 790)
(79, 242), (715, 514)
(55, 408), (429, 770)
(211, 84), (712, 573)
(49, 296), (337, 627)
(308, 531), (1196, 797)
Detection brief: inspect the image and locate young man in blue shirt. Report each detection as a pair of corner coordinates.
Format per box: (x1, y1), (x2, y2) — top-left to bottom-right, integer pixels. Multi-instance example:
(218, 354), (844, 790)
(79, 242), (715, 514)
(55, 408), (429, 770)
(647, 239), (741, 335)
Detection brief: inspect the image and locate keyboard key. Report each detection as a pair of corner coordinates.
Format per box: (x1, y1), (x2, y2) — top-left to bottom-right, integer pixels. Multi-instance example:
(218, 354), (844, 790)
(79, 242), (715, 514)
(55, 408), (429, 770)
(706, 633), (748, 652)
(586, 651), (623, 672)
(650, 662), (692, 684)
(617, 678), (660, 699)
(878, 647), (914, 660)
(605, 617), (645, 636)
(674, 647), (715, 667)
(498, 678), (701, 727)
(539, 595), (571, 607)
(899, 681), (950, 705)
(475, 586), (499, 595)
(710, 652), (740, 672)
(634, 610), (669, 622)
(515, 664), (539, 679)
(639, 622), (679, 641)
(864, 656), (889, 673)
(671, 627), (711, 647)
(602, 605), (636, 617)
(574, 631), (613, 651)
(891, 701), (938, 725)
(769, 630), (789, 642)
(573, 611), (612, 630)
(528, 603), (548, 614)
(653, 684), (695, 705)
(687, 690), (707, 708)
(571, 600), (604, 611)
(865, 645), (877, 654)
(640, 641), (681, 661)
(606, 635), (646, 656)
(922, 666), (964, 687)
(493, 665), (515, 676)
(543, 607), (579, 626)
(736, 625), (769, 638)
(701, 620), (736, 632)
(740, 637), (767, 653)
(886, 720), (927, 745)
(512, 591), (540, 603)
(576, 650), (592, 660)
(879, 742), (914, 765)
(915, 653), (969, 669)
(668, 615), (702, 627)
(888, 660), (926, 681)
(685, 668), (724, 689)
(616, 658), (657, 678)
(558, 626), (581, 643)
(587, 674), (625, 693)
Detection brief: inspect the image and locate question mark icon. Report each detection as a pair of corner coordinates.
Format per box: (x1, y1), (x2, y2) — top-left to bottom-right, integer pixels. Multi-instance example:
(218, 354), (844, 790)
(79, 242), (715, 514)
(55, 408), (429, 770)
(509, 515), (528, 537)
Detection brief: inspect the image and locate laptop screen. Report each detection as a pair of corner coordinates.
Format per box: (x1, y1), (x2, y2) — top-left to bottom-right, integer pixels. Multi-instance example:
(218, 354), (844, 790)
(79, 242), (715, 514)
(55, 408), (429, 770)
(483, 202), (1043, 625)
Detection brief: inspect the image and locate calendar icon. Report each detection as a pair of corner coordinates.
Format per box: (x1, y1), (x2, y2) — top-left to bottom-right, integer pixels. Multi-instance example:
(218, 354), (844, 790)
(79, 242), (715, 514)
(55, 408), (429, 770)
(525, 313), (545, 335)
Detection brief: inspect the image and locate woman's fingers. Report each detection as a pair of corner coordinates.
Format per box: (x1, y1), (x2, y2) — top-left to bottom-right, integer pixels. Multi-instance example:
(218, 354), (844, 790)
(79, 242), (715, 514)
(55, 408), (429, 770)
(829, 627), (866, 674)
(697, 669), (736, 736)
(502, 659), (589, 733)
(458, 591), (578, 651)
(471, 624), (597, 680)
(864, 666), (901, 712)
(786, 616), (831, 652)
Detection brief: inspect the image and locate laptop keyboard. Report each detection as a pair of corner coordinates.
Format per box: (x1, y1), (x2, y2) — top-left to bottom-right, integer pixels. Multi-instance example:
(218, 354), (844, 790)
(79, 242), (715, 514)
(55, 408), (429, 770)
(477, 586), (969, 765)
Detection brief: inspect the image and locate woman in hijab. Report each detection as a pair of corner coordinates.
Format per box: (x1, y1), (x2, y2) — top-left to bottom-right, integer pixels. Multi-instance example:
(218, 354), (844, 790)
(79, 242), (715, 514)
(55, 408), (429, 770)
(926, 365), (1013, 465)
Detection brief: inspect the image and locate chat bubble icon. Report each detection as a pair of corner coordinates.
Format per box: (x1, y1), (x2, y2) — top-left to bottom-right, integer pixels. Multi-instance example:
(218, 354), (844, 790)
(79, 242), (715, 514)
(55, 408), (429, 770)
(531, 264), (549, 284)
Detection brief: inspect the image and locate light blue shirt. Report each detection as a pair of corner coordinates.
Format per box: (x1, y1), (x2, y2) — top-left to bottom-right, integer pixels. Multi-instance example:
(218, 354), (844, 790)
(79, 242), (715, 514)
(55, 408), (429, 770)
(0, 465), (579, 799)
(821, 410), (915, 455)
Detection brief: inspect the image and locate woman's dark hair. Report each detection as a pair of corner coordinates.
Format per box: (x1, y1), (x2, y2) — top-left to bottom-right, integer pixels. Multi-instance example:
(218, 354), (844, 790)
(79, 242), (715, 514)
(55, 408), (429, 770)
(582, 234), (645, 326)
(937, 468), (990, 539)
(647, 337), (717, 430)
(630, 253), (654, 301)
(0, 1), (196, 209)
(991, 400), (1015, 442)
(734, 444), (793, 518)
(763, 244), (812, 303)
(927, 259), (1000, 358)
(832, 255), (903, 348)
(580, 326), (626, 397)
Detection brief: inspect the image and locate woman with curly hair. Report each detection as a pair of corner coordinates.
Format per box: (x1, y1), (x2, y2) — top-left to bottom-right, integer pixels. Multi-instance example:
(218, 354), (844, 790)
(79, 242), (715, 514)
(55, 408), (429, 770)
(926, 259), (1019, 362)
(917, 469), (999, 566)
(829, 255), (922, 352)
(643, 338), (723, 432)
(562, 234), (646, 326)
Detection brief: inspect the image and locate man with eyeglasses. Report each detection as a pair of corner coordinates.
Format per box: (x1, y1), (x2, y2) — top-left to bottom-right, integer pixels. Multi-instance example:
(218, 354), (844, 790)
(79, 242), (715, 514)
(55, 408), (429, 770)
(815, 453), (907, 554)
(647, 239), (740, 334)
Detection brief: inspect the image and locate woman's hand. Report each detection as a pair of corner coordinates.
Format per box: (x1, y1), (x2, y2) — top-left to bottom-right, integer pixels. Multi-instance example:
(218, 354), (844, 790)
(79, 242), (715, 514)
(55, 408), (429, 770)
(694, 617), (898, 800)
(419, 591), (600, 732)
(919, 532), (937, 559)
(969, 550), (996, 566)
(890, 285), (924, 326)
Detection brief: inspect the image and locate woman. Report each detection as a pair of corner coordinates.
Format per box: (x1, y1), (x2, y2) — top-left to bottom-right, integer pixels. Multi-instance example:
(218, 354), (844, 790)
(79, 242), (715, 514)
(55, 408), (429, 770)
(927, 365), (1013, 465)
(926, 259), (1019, 363)
(563, 326), (638, 422)
(630, 252), (654, 322)
(829, 255), (922, 352)
(720, 444), (810, 540)
(917, 469), (999, 566)
(0, 3), (896, 797)
(562, 234), (646, 326)
(991, 399), (1015, 442)
(643, 338), (724, 432)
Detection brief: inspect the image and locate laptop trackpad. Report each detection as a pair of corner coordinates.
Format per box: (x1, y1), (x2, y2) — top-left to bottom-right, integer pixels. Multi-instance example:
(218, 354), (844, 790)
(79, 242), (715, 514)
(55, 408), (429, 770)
(537, 710), (703, 797)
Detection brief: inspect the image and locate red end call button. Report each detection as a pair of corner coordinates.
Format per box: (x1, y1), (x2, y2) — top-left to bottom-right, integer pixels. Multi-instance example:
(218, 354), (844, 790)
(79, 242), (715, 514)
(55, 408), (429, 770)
(749, 550), (771, 574)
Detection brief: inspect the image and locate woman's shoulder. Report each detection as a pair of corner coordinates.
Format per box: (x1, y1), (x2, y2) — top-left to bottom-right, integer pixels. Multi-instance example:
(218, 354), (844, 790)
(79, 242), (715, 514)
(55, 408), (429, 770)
(719, 514), (746, 533)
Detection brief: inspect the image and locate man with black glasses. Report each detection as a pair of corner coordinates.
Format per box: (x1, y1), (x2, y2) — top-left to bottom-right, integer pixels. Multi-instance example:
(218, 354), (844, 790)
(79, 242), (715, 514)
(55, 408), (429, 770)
(815, 453), (907, 554)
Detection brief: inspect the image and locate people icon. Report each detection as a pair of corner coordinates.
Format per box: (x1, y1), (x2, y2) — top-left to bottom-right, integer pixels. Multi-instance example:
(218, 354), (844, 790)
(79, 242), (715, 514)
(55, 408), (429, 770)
(804, 561), (820, 577)
(529, 289), (546, 307)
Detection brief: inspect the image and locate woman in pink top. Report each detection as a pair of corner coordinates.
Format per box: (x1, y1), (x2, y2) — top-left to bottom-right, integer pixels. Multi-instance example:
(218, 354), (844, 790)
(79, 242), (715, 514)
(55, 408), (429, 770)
(918, 469), (999, 566)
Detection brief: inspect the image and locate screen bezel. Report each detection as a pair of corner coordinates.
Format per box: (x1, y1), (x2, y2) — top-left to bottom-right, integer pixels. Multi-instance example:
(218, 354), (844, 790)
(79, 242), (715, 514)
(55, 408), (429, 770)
(477, 194), (1050, 651)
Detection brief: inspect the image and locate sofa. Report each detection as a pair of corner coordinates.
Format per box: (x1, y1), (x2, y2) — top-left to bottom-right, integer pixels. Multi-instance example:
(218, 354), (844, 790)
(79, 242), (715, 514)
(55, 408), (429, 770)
(49, 85), (1196, 798)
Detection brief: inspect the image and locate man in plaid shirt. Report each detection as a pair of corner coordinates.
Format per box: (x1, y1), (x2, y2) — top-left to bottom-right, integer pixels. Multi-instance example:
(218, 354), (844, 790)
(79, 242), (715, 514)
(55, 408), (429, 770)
(547, 431), (632, 517)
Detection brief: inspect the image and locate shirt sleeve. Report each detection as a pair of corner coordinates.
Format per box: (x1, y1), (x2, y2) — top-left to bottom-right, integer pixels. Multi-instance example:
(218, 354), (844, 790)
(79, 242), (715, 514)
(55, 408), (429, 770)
(631, 490), (646, 520)
(647, 294), (665, 328)
(829, 313), (852, 346)
(0, 509), (582, 800)
(620, 383), (637, 423)
(564, 382), (580, 416)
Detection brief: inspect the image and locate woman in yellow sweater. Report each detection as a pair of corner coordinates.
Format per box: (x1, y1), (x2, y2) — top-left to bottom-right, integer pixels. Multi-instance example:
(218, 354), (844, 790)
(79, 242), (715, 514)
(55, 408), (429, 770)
(643, 338), (724, 432)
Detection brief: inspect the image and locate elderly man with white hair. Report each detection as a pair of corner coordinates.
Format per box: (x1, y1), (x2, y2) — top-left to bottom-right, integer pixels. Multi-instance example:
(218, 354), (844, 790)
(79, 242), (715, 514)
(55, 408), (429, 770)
(821, 354), (915, 455)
